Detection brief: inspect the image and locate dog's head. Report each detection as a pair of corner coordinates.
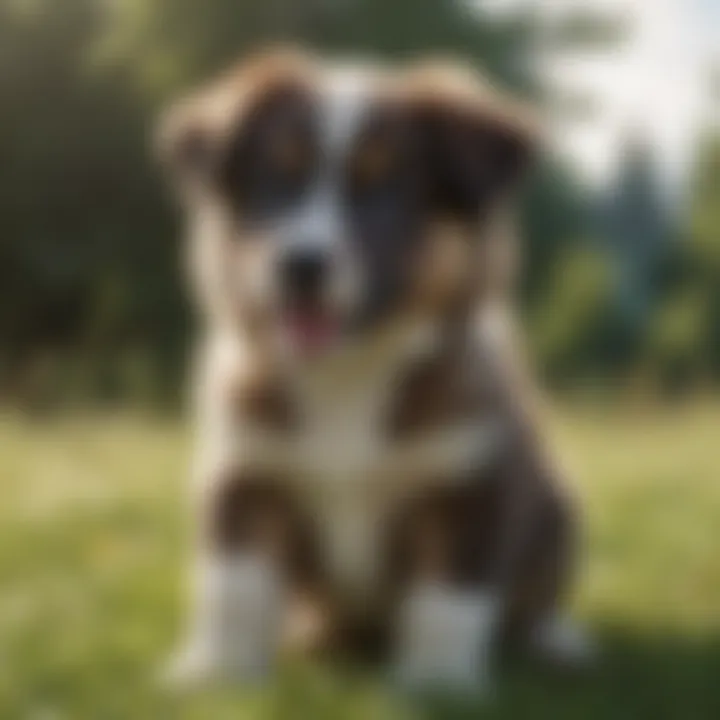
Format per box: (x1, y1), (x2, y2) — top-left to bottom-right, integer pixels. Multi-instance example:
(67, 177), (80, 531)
(159, 49), (537, 359)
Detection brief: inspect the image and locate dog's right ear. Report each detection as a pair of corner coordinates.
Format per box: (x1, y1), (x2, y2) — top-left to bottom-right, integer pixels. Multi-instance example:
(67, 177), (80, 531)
(156, 47), (317, 200)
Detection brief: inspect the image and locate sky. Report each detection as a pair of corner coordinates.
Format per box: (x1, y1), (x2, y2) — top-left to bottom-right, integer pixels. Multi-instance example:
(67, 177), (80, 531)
(481, 0), (718, 196)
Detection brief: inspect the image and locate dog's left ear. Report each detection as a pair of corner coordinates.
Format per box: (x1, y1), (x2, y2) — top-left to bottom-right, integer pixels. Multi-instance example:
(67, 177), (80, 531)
(405, 62), (539, 220)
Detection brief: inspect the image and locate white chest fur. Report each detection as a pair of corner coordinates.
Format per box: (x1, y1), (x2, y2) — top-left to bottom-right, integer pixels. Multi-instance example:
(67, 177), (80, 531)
(202, 328), (501, 595)
(296, 382), (500, 596)
(291, 358), (400, 595)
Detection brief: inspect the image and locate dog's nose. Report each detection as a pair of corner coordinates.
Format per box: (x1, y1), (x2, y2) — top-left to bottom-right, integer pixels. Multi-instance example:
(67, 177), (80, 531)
(279, 248), (329, 301)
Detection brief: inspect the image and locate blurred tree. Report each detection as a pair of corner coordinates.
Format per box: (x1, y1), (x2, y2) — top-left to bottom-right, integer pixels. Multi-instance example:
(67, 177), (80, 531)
(102, 0), (538, 96)
(539, 9), (628, 51)
(600, 134), (673, 370)
(0, 0), (652, 405)
(0, 0), (185, 405)
(529, 243), (616, 385)
(645, 133), (720, 392)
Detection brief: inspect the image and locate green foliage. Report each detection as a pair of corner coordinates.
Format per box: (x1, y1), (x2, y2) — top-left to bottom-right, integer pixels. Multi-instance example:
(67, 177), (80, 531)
(640, 134), (720, 391)
(541, 10), (630, 50)
(529, 244), (614, 383)
(0, 0), (583, 406)
(646, 288), (708, 390)
(0, 0), (184, 405)
(0, 0), (711, 404)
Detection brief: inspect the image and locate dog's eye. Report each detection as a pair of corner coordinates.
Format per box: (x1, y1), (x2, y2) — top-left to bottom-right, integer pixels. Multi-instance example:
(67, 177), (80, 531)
(267, 131), (313, 181)
(233, 128), (315, 214)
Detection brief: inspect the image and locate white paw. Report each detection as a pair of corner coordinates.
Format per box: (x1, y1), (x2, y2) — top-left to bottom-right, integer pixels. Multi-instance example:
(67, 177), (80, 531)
(161, 554), (283, 689)
(394, 585), (499, 693)
(530, 614), (597, 668)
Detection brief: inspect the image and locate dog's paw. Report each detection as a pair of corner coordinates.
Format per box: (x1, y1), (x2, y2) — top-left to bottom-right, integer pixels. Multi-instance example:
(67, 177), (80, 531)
(393, 586), (498, 694)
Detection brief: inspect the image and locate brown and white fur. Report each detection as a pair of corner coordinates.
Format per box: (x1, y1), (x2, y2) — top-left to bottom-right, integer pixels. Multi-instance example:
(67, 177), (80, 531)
(158, 48), (592, 690)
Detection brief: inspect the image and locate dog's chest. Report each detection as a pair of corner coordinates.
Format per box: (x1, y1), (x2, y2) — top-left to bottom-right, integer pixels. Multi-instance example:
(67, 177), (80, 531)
(286, 362), (497, 595)
(223, 335), (499, 595)
(292, 369), (401, 595)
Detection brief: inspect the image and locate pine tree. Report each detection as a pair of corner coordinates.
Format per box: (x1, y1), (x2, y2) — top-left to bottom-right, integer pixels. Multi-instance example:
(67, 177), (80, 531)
(601, 134), (671, 366)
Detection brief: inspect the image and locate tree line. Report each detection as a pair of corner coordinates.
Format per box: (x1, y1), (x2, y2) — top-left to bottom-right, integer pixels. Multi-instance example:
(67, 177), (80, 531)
(0, 0), (715, 406)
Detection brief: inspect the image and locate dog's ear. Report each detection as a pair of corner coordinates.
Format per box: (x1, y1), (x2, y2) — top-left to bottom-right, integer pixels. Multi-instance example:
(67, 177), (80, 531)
(155, 46), (315, 198)
(405, 62), (539, 220)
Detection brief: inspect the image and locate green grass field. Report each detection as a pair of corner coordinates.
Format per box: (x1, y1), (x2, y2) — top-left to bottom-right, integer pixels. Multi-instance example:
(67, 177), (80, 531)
(1, 404), (719, 719)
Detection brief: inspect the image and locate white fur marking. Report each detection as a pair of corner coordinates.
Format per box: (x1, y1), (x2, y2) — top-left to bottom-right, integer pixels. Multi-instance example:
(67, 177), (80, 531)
(395, 585), (499, 690)
(248, 326), (501, 593)
(322, 65), (374, 154)
(271, 71), (373, 315)
(164, 554), (283, 685)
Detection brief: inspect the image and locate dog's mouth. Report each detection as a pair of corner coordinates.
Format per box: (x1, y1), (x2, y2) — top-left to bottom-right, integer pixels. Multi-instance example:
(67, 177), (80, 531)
(280, 305), (343, 358)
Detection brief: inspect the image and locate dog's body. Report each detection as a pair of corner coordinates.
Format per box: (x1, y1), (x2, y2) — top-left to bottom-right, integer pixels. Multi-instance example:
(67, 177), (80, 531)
(160, 49), (590, 689)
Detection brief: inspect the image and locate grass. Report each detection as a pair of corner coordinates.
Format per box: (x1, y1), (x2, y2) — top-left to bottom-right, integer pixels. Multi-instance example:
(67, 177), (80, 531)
(1, 403), (719, 719)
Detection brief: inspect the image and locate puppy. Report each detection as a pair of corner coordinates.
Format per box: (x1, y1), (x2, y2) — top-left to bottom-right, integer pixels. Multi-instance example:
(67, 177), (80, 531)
(158, 48), (591, 690)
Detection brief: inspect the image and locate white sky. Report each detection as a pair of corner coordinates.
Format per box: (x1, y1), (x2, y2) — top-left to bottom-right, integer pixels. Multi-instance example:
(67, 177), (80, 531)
(480, 0), (718, 195)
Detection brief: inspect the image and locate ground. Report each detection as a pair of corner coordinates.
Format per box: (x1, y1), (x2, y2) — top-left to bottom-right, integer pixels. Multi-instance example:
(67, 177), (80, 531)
(0, 403), (719, 719)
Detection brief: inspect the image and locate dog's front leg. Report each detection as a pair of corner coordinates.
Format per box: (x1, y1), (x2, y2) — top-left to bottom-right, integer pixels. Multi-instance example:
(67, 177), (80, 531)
(166, 550), (283, 685)
(164, 465), (289, 686)
(391, 419), (585, 693)
(387, 487), (503, 694)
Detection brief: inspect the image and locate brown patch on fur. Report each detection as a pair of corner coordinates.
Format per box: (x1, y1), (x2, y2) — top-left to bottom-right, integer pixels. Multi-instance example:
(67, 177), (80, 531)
(209, 471), (344, 659)
(225, 353), (298, 433)
(282, 587), (339, 659)
(384, 483), (496, 592)
(240, 381), (298, 433)
(476, 209), (521, 302)
(396, 62), (537, 335)
(210, 471), (320, 584)
(502, 487), (575, 641)
(386, 354), (461, 439)
(379, 319), (576, 650)
(400, 59), (540, 151)
(386, 341), (495, 439)
(381, 462), (574, 643)
(394, 495), (455, 583)
(156, 46), (318, 189)
(399, 60), (539, 219)
(407, 220), (476, 317)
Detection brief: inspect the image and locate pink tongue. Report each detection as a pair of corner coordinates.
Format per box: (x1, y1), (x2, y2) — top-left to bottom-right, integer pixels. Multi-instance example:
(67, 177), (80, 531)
(285, 311), (339, 354)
